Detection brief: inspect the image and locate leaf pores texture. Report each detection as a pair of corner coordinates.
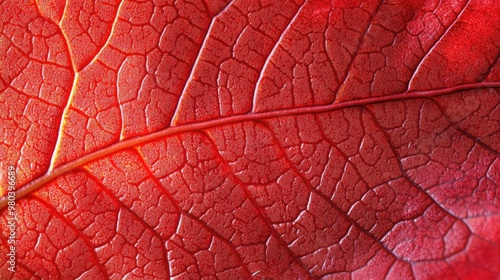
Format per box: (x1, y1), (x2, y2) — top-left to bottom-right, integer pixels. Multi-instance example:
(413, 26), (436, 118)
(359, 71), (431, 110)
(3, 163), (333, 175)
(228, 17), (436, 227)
(1, 0), (499, 279)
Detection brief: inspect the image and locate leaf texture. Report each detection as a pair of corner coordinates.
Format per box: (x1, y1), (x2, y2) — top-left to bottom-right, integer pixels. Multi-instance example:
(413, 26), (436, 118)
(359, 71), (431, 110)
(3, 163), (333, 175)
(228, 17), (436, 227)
(1, 0), (500, 279)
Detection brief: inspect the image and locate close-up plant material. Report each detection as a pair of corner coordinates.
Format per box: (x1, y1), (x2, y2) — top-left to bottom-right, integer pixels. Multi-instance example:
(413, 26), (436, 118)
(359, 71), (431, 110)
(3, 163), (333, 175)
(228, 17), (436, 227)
(1, 0), (499, 279)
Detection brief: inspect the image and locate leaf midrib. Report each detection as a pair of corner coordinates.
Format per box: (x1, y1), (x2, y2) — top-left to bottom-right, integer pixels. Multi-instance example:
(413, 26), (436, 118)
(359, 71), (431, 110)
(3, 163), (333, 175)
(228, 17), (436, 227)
(1, 81), (499, 209)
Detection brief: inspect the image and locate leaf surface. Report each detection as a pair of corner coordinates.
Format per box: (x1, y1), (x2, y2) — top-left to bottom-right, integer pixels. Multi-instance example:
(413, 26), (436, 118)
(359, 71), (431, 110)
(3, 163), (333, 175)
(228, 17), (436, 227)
(1, 0), (500, 279)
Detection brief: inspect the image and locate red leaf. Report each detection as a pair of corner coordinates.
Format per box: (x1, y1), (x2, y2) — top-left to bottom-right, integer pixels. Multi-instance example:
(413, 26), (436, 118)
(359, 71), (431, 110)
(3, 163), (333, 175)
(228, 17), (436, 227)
(1, 0), (499, 279)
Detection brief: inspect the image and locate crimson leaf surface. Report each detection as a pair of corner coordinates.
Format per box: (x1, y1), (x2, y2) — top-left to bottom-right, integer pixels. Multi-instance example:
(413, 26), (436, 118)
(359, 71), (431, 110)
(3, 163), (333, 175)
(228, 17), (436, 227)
(1, 0), (499, 279)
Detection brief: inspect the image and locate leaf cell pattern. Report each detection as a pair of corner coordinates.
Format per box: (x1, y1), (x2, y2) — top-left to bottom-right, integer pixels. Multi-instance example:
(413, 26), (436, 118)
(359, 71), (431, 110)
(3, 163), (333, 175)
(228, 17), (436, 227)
(1, 0), (499, 279)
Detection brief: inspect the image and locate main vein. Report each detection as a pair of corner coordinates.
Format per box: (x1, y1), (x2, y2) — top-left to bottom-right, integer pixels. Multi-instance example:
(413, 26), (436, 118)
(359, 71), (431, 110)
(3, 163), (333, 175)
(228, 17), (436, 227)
(1, 81), (499, 209)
